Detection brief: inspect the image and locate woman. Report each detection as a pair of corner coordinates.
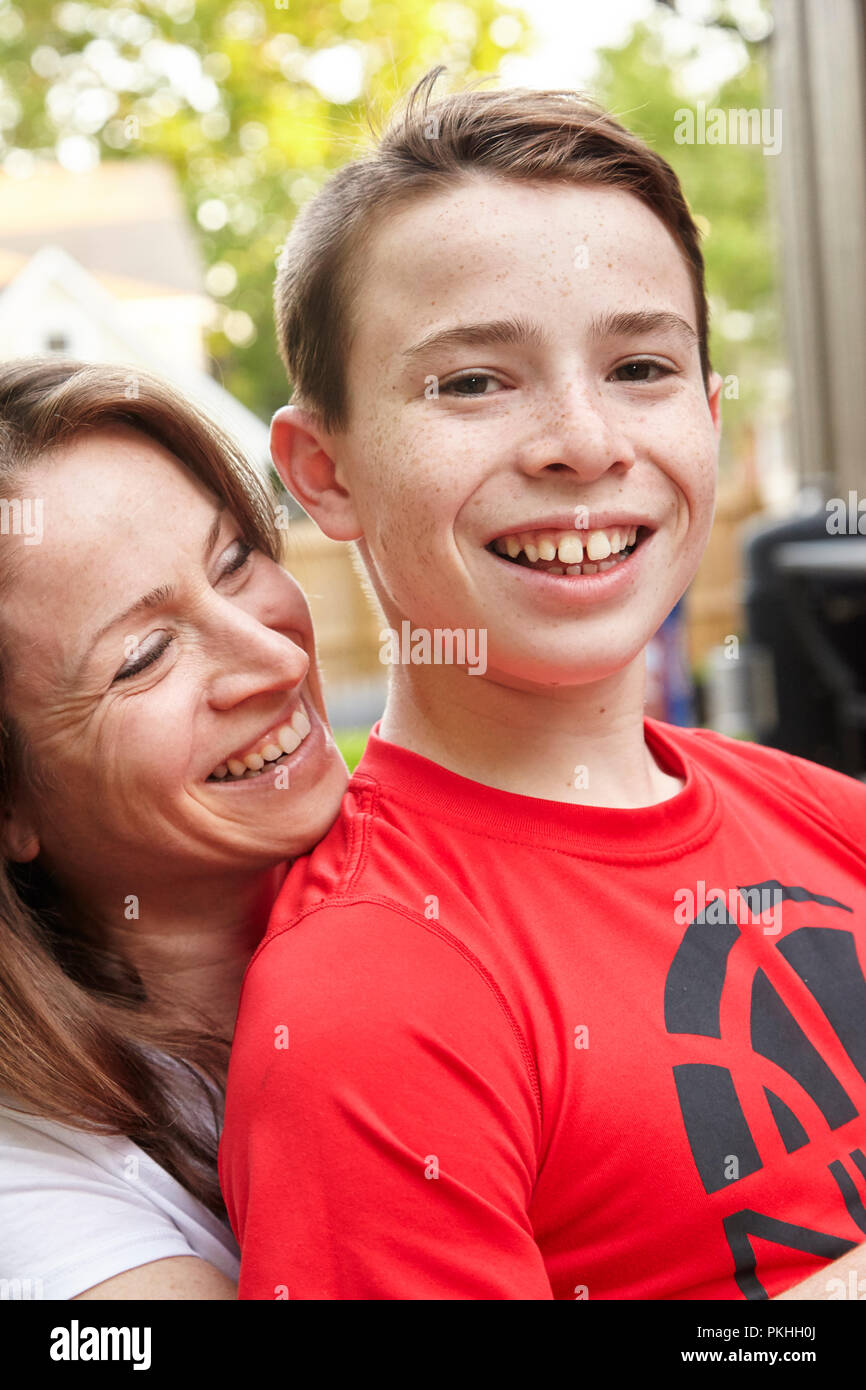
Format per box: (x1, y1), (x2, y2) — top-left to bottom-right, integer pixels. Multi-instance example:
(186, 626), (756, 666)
(0, 358), (349, 1299)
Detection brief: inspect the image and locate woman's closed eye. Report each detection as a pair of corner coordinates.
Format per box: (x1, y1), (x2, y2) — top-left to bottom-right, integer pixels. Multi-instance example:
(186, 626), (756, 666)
(114, 632), (174, 682)
(111, 539), (256, 683)
(221, 538), (254, 577)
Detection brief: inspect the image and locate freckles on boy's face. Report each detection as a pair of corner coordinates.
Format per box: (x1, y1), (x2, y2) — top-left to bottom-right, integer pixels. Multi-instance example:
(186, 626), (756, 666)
(338, 176), (721, 686)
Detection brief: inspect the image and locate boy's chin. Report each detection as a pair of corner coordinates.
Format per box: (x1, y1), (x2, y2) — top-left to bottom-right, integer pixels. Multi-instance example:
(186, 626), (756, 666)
(473, 641), (651, 692)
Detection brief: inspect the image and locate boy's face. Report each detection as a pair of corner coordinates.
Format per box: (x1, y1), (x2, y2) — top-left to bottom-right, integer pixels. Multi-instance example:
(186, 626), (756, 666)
(278, 176), (722, 689)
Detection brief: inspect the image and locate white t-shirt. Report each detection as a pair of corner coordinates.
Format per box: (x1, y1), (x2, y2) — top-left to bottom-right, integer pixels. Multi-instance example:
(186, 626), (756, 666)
(0, 1064), (240, 1299)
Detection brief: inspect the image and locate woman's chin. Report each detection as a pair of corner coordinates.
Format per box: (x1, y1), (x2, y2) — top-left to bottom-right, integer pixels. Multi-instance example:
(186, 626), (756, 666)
(196, 718), (348, 855)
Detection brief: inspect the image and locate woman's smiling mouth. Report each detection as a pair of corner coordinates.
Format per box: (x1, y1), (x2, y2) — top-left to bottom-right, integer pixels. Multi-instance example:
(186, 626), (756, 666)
(207, 701), (313, 783)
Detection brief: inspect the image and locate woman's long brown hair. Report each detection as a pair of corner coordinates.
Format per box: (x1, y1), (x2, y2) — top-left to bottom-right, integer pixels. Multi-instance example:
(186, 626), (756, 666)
(0, 358), (281, 1217)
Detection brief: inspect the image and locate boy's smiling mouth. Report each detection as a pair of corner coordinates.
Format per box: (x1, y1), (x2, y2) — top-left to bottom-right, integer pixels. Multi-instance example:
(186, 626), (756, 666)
(484, 519), (655, 578)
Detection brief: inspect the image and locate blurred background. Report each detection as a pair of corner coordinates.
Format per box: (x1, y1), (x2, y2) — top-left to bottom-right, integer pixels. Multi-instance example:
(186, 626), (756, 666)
(1, 0), (864, 773)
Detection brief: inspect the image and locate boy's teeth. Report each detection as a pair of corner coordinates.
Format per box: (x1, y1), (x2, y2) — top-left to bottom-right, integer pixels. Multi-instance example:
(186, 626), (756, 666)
(586, 531), (611, 562)
(557, 535), (583, 565)
(491, 523), (641, 571)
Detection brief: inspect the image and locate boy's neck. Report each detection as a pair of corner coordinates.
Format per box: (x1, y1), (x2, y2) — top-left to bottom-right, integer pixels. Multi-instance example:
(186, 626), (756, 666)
(377, 655), (684, 810)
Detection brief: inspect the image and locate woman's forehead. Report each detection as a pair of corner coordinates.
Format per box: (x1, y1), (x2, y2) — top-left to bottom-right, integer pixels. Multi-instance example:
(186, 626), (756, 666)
(0, 431), (219, 684)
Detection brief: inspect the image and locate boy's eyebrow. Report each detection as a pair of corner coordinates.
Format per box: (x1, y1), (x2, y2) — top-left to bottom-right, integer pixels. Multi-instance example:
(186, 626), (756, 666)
(588, 309), (699, 347)
(400, 309), (698, 367)
(400, 314), (547, 367)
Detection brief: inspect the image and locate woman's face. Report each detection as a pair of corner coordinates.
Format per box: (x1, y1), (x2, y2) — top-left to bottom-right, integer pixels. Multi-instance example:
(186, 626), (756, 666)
(1, 426), (349, 897)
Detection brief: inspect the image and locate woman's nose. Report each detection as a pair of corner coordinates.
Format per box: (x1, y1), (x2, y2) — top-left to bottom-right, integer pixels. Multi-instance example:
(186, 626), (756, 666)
(206, 608), (311, 712)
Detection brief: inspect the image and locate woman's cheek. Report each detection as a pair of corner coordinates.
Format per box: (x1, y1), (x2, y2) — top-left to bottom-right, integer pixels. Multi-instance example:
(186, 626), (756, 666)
(117, 692), (193, 784)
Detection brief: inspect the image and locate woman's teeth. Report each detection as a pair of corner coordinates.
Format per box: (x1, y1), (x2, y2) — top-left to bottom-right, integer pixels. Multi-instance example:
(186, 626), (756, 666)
(209, 705), (312, 782)
(490, 525), (640, 576)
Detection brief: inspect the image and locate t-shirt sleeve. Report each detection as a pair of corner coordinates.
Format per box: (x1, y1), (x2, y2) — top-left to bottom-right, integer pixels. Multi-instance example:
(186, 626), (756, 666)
(0, 1110), (200, 1300)
(220, 899), (553, 1300)
(692, 727), (866, 841)
(783, 750), (866, 833)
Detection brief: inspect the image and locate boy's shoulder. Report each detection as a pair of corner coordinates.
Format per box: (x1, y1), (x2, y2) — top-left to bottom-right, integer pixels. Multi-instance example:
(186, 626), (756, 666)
(258, 722), (866, 963)
(653, 718), (866, 827)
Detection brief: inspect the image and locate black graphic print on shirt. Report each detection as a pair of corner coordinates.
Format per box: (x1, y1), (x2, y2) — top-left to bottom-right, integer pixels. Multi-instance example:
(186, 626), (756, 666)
(665, 880), (866, 1299)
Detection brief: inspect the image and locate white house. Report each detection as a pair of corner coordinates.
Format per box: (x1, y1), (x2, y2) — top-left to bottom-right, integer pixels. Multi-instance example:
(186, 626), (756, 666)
(0, 159), (272, 475)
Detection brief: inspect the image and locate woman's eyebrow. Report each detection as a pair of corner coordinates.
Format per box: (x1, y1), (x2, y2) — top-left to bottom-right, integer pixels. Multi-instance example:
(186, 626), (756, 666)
(92, 581), (177, 649)
(400, 308), (697, 368)
(72, 504), (227, 679)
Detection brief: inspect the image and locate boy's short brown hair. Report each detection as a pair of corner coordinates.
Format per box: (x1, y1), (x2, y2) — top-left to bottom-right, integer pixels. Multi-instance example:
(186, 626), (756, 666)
(274, 65), (711, 434)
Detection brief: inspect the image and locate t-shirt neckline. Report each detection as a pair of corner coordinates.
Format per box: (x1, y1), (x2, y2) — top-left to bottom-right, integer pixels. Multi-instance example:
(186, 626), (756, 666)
(353, 716), (718, 861)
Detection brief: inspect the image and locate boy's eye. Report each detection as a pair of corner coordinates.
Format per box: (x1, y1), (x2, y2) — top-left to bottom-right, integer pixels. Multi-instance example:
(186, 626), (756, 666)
(439, 361), (677, 395)
(438, 372), (502, 397)
(611, 359), (676, 383)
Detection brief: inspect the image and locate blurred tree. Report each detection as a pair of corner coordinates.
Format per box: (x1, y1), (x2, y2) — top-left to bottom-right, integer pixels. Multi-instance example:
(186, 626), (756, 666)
(2, 0), (776, 451)
(2, 0), (528, 417)
(596, 3), (778, 473)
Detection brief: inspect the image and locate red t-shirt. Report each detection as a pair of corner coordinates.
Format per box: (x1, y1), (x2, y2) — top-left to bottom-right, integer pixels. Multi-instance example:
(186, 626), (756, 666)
(220, 719), (866, 1300)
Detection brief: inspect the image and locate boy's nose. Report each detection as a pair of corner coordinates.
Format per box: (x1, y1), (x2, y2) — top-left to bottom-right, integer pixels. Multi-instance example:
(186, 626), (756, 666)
(516, 384), (637, 480)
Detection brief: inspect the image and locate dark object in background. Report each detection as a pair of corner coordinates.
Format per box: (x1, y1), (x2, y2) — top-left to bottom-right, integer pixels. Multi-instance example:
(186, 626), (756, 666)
(743, 505), (866, 777)
(645, 598), (696, 726)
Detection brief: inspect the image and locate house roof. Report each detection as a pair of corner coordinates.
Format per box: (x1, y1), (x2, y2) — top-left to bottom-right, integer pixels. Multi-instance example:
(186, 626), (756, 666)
(0, 245), (277, 480)
(0, 160), (203, 295)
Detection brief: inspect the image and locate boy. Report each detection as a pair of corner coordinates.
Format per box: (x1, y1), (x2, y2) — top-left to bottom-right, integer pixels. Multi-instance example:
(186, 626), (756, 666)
(219, 69), (866, 1300)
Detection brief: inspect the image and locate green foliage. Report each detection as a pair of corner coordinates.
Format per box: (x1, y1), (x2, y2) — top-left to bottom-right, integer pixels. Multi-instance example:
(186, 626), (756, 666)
(333, 724), (371, 771)
(3, 0), (528, 420)
(3, 0), (778, 464)
(594, 8), (778, 471)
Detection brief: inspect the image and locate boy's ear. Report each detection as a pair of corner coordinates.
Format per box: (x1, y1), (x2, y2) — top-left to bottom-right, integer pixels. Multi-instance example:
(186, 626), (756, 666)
(270, 405), (362, 542)
(706, 370), (723, 438)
